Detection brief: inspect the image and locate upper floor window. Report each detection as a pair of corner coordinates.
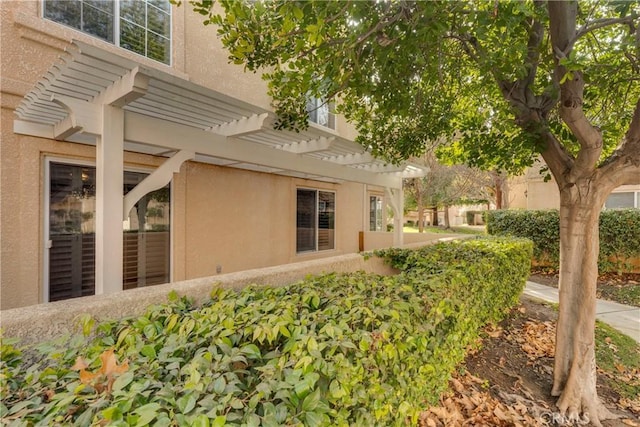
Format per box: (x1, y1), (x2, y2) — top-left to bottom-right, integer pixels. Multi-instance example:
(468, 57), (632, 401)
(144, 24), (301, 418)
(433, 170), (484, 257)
(306, 96), (335, 130)
(43, 0), (171, 65)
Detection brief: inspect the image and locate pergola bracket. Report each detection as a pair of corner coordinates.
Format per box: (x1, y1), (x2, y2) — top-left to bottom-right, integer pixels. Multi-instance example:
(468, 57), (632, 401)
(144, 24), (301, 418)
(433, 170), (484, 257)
(123, 150), (195, 219)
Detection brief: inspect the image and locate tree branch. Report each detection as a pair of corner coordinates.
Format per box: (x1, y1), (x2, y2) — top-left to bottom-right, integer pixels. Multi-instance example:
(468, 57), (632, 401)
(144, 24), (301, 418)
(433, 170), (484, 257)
(523, 3), (544, 89)
(548, 1), (604, 182)
(565, 15), (639, 56)
(597, 98), (640, 187)
(539, 128), (574, 188)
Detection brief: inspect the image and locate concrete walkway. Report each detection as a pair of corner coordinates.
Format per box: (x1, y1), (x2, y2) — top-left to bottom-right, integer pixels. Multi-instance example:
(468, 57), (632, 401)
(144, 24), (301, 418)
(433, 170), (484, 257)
(524, 281), (640, 343)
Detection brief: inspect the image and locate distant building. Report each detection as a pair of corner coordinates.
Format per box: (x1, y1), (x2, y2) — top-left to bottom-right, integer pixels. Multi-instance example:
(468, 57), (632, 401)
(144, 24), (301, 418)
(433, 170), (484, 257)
(508, 159), (639, 210)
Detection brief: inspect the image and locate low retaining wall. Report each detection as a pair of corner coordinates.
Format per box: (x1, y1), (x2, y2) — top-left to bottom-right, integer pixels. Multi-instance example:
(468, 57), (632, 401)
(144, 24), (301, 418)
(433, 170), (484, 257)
(1, 253), (398, 346)
(359, 231), (468, 251)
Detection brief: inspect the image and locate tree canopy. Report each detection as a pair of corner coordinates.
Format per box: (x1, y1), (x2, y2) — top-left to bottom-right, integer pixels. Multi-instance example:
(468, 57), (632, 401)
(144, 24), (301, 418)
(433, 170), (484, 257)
(186, 0), (638, 177)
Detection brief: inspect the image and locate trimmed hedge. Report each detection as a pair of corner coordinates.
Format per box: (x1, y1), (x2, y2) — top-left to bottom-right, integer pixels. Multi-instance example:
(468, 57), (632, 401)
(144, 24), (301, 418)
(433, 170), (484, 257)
(486, 209), (640, 272)
(1, 238), (532, 427)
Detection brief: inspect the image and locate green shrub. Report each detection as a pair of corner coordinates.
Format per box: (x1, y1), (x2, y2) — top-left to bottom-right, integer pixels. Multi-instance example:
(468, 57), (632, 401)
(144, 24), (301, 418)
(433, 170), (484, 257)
(486, 209), (640, 273)
(1, 238), (531, 427)
(378, 237), (533, 326)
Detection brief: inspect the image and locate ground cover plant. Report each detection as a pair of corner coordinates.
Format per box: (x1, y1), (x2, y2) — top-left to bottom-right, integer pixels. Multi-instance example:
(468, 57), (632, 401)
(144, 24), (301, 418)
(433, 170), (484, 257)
(1, 237), (531, 426)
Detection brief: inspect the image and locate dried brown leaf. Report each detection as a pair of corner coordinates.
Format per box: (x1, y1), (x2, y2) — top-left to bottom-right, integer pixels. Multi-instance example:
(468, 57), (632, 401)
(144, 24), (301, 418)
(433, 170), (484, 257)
(71, 356), (88, 371)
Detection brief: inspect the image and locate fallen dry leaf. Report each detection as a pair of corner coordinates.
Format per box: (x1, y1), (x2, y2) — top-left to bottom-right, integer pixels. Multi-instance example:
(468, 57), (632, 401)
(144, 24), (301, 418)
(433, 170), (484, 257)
(71, 348), (128, 394)
(419, 372), (545, 427)
(71, 357), (88, 371)
(509, 320), (555, 360)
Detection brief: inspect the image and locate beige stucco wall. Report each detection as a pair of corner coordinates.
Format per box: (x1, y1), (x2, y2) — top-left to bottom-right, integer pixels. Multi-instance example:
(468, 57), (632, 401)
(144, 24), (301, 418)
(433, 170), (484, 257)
(612, 184), (640, 194)
(176, 163), (366, 281)
(507, 175), (528, 209)
(0, 2), (376, 309)
(361, 231), (467, 251)
(524, 180), (561, 210)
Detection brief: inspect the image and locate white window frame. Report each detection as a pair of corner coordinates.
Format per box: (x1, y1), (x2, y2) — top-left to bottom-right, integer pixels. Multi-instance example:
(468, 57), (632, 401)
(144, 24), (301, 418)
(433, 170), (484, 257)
(369, 193), (384, 232)
(43, 156), (174, 302)
(296, 187), (336, 254)
(306, 96), (336, 130)
(41, 0), (172, 65)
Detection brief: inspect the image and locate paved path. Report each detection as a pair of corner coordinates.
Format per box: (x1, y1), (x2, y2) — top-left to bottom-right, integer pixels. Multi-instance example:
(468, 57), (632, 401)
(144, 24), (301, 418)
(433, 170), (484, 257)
(524, 281), (640, 343)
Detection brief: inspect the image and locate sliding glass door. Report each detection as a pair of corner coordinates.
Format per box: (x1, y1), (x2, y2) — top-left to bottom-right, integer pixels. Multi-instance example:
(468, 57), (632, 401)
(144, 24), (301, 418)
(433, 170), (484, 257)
(47, 162), (170, 301)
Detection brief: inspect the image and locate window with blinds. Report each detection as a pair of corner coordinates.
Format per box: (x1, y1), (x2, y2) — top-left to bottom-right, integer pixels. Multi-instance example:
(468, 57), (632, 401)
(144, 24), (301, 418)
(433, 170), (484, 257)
(296, 189), (335, 253)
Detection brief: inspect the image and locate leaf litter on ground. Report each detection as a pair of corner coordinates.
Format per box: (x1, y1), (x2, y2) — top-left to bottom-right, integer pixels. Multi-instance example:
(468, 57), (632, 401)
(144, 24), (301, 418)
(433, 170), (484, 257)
(420, 301), (640, 426)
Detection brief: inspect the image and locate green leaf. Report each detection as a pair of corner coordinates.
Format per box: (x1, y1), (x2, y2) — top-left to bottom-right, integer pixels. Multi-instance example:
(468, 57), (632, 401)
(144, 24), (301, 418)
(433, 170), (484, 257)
(77, 313), (95, 337)
(212, 376), (226, 394)
(292, 5), (303, 20)
(329, 380), (347, 399)
(133, 402), (161, 426)
(192, 414), (210, 427)
(294, 355), (313, 370)
(167, 290), (179, 302)
(304, 411), (325, 427)
(301, 388), (321, 412)
(102, 406), (123, 421)
(112, 371), (134, 391)
(141, 345), (157, 358)
(212, 416), (226, 427)
(241, 344), (261, 360)
(177, 394), (197, 414)
(230, 398), (244, 409)
(245, 413), (260, 427)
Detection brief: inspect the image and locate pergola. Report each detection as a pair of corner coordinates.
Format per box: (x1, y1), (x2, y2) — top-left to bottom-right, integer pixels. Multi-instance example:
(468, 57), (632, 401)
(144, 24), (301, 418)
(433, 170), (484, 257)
(14, 40), (427, 295)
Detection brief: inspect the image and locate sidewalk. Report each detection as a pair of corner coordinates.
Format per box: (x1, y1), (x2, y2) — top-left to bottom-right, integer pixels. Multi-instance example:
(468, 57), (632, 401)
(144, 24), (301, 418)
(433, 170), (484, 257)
(524, 281), (640, 343)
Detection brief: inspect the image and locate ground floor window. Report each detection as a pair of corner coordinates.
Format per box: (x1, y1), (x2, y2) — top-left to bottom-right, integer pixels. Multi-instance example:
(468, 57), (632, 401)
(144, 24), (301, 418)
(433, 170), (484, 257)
(369, 195), (383, 231)
(605, 191), (638, 209)
(296, 189), (335, 253)
(47, 161), (170, 301)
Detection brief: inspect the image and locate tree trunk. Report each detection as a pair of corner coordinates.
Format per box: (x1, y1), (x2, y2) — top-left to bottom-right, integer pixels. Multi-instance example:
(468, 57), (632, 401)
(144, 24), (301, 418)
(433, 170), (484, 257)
(443, 205), (451, 229)
(431, 206), (438, 226)
(493, 172), (503, 209)
(552, 188), (614, 426)
(417, 191), (424, 233)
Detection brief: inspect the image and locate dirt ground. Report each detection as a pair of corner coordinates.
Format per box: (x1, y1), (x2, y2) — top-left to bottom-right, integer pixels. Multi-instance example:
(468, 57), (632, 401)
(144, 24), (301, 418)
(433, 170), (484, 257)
(420, 296), (640, 427)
